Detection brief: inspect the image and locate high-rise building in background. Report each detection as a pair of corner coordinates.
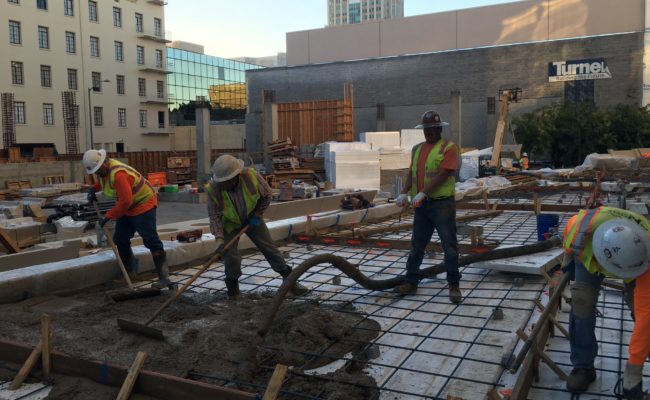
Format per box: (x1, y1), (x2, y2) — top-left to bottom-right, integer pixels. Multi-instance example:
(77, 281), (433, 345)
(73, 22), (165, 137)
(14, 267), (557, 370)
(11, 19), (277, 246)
(0, 0), (170, 153)
(328, 0), (404, 26)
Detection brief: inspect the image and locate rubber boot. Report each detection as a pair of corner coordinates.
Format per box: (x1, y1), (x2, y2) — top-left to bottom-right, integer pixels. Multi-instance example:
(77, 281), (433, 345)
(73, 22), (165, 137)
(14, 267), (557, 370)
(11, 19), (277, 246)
(225, 279), (240, 300)
(566, 368), (596, 393)
(151, 251), (172, 289)
(449, 283), (462, 304)
(118, 248), (139, 281)
(623, 363), (645, 400)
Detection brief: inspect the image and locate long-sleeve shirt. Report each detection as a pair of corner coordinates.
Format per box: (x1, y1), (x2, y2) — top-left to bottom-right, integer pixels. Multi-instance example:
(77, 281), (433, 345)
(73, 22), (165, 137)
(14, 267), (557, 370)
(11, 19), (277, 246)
(93, 171), (157, 220)
(207, 170), (272, 239)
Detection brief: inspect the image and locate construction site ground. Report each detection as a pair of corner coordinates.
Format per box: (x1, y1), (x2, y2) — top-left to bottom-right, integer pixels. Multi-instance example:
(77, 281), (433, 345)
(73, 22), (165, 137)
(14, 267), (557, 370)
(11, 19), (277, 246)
(0, 189), (646, 399)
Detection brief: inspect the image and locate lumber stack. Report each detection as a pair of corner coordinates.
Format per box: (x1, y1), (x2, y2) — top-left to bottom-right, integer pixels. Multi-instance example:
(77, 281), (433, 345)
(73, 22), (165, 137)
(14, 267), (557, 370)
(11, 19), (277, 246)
(270, 139), (300, 172)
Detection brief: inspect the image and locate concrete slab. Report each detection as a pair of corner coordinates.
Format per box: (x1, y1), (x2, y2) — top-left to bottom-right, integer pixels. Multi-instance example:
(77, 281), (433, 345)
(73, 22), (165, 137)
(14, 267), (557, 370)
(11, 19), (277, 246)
(0, 382), (52, 400)
(471, 245), (564, 275)
(0, 240), (81, 272)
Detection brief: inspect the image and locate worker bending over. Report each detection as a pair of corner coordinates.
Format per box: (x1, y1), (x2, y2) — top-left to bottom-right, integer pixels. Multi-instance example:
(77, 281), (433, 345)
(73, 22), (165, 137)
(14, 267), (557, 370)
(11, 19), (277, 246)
(562, 206), (650, 398)
(206, 155), (308, 299)
(394, 111), (462, 303)
(82, 149), (170, 289)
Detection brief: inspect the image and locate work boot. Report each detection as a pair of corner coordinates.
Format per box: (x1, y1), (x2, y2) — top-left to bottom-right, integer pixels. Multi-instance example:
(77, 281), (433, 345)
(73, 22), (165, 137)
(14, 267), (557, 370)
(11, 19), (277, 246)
(394, 282), (418, 295)
(449, 283), (462, 304)
(225, 279), (240, 300)
(566, 368), (596, 393)
(151, 251), (172, 289)
(622, 363), (645, 400)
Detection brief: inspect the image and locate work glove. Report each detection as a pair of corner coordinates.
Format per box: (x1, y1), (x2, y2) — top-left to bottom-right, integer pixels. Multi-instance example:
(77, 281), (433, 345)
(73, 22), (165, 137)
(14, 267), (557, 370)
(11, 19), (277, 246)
(85, 188), (98, 204)
(214, 238), (225, 255)
(411, 192), (427, 208)
(98, 216), (109, 228)
(247, 215), (261, 228)
(395, 194), (408, 208)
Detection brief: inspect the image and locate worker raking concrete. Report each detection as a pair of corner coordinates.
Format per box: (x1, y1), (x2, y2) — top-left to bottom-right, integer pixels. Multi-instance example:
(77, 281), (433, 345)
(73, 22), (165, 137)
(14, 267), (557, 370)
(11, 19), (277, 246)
(394, 111), (462, 303)
(82, 149), (171, 289)
(206, 155), (308, 299)
(562, 206), (650, 398)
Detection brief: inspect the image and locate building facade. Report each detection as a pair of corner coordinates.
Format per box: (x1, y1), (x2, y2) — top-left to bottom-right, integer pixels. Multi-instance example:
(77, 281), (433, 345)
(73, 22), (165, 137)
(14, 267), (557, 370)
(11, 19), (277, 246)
(166, 42), (263, 126)
(327, 0), (403, 26)
(0, 0), (171, 153)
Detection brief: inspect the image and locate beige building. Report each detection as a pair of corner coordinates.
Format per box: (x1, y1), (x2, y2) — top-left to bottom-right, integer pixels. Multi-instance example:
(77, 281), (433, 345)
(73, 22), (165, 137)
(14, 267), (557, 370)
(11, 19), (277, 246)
(328, 0), (403, 26)
(1, 0), (170, 154)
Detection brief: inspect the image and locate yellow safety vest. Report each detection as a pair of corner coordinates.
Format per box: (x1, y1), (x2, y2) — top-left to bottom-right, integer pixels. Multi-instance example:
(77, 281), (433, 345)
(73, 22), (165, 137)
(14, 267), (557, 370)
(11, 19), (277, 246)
(563, 206), (650, 276)
(205, 167), (262, 234)
(410, 139), (457, 199)
(99, 159), (155, 210)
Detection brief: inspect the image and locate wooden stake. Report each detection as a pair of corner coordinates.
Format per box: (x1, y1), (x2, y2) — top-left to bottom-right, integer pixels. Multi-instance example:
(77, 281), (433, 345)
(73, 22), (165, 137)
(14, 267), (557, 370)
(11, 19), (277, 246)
(9, 341), (43, 390)
(41, 314), (52, 377)
(0, 229), (20, 253)
(487, 389), (503, 400)
(516, 329), (567, 380)
(262, 364), (288, 400)
(116, 351), (148, 400)
(534, 300), (570, 339)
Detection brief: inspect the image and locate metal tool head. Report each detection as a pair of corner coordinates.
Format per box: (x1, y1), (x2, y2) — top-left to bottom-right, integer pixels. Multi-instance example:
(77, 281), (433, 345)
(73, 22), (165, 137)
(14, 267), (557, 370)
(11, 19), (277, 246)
(117, 318), (164, 340)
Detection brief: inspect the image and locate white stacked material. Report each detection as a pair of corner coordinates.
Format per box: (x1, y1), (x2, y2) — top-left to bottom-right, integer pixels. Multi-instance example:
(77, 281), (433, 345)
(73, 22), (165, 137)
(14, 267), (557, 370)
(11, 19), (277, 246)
(0, 202), (23, 218)
(330, 150), (380, 190)
(458, 147), (493, 181)
(322, 141), (372, 182)
(360, 131), (400, 151)
(400, 129), (424, 152)
(379, 150), (411, 170)
(54, 216), (88, 240)
(575, 152), (639, 172)
(455, 176), (512, 201)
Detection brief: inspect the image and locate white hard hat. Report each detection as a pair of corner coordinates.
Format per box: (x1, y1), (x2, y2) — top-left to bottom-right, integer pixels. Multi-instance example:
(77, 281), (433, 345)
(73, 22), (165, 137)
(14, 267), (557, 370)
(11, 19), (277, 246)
(211, 155), (244, 182)
(592, 219), (650, 279)
(523, 152), (528, 157)
(82, 149), (106, 174)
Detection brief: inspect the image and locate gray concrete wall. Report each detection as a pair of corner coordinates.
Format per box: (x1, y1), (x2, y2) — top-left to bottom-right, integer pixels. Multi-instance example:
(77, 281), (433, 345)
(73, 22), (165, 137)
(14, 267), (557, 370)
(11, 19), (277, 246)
(247, 33), (643, 153)
(0, 161), (86, 188)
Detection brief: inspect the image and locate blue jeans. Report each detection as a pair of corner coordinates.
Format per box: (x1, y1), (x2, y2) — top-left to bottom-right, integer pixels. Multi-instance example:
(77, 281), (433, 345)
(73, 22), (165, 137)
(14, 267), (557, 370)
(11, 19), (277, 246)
(113, 208), (164, 273)
(569, 260), (603, 369)
(222, 219), (291, 282)
(405, 197), (460, 285)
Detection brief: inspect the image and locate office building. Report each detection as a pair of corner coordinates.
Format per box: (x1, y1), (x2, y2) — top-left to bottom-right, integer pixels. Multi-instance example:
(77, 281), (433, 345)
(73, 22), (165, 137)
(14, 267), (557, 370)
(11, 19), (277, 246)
(328, 0), (404, 26)
(0, 0), (170, 153)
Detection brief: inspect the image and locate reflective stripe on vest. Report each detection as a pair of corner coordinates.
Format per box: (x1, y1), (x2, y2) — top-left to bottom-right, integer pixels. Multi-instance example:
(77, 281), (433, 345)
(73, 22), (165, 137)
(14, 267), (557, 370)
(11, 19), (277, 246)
(205, 168), (261, 234)
(410, 139), (456, 199)
(100, 159), (155, 210)
(569, 208), (601, 257)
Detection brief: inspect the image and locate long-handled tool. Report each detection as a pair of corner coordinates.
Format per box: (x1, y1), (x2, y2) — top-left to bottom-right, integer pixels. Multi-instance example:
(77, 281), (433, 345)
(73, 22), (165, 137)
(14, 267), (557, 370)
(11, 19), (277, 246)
(117, 225), (249, 340)
(92, 201), (161, 302)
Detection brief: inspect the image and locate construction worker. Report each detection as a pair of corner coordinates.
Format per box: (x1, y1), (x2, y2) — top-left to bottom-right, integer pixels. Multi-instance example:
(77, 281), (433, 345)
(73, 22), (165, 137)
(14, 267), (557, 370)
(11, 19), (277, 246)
(393, 111), (462, 303)
(562, 206), (650, 397)
(206, 155), (308, 299)
(82, 149), (171, 289)
(519, 152), (529, 170)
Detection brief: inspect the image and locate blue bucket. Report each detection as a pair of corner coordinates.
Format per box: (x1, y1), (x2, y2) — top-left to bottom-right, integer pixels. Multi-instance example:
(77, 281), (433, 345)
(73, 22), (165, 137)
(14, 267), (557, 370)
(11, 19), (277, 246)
(536, 214), (560, 241)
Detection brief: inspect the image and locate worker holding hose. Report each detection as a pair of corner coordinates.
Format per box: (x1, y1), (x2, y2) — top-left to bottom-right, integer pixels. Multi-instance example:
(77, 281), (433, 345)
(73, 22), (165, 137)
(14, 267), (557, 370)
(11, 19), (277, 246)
(562, 206), (650, 398)
(393, 111), (461, 303)
(206, 155), (308, 299)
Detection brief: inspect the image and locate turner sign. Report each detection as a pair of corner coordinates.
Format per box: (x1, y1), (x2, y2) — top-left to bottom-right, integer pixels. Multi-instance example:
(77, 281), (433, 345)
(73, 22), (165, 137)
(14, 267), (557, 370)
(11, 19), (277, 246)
(548, 58), (612, 82)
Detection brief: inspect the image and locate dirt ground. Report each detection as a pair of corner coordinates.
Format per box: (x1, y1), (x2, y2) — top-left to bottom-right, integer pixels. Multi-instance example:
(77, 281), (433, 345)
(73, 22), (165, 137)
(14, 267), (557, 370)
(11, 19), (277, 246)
(0, 286), (380, 400)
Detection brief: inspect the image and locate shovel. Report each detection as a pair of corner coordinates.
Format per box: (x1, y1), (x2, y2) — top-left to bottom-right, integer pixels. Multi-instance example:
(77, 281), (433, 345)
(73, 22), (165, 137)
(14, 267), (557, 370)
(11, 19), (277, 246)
(117, 225), (249, 340)
(92, 200), (161, 302)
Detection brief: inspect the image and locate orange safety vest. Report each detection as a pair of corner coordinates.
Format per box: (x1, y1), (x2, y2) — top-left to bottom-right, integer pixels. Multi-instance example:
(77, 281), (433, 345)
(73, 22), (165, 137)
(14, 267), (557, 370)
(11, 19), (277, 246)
(521, 157), (529, 170)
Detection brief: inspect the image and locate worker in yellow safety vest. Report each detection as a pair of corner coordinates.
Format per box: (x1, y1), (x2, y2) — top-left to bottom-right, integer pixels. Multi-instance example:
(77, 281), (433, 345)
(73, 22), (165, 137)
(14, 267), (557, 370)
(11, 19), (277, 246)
(82, 149), (171, 289)
(393, 111), (461, 302)
(562, 206), (650, 398)
(205, 155), (308, 299)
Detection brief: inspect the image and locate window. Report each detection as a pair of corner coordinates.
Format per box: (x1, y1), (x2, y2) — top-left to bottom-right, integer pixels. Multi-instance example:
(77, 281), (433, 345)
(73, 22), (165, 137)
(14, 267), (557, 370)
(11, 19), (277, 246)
(14, 101), (25, 124)
(42, 103), (53, 125)
(36, 0), (46, 10)
(139, 110), (147, 128)
(487, 97), (495, 115)
(88, 0), (97, 22)
(138, 78), (146, 96)
(8, 0), (19, 4)
(136, 46), (144, 64)
(65, 31), (75, 53)
(91, 71), (101, 90)
(40, 65), (51, 87)
(90, 36), (99, 57)
(67, 68), (77, 90)
(135, 13), (143, 32)
(155, 49), (163, 68)
(64, 0), (73, 15)
(93, 106), (103, 126)
(118, 108), (126, 128)
(158, 111), (164, 128)
(11, 61), (23, 85)
(154, 17), (161, 36)
(113, 7), (121, 27)
(116, 75), (125, 94)
(38, 26), (49, 49)
(156, 80), (164, 98)
(114, 41), (123, 61)
(9, 20), (21, 44)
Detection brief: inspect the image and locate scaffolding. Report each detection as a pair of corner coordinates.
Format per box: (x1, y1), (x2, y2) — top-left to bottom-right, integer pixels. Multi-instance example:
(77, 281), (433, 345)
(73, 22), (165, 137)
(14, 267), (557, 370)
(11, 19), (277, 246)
(1, 93), (16, 149)
(61, 91), (79, 154)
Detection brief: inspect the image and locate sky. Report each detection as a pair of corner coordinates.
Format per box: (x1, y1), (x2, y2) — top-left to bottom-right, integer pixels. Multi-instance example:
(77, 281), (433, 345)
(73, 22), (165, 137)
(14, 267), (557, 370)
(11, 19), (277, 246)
(164, 0), (524, 59)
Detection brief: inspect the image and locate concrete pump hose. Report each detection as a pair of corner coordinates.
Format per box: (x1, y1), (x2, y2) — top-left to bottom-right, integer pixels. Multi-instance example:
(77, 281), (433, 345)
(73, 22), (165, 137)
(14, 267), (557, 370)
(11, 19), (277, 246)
(258, 236), (561, 336)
